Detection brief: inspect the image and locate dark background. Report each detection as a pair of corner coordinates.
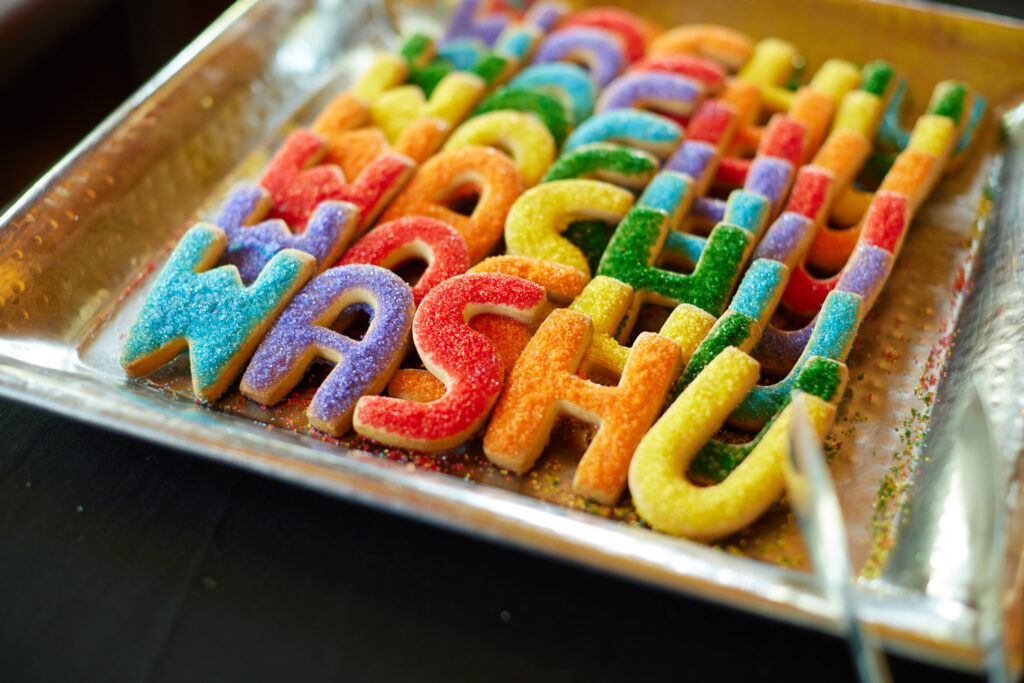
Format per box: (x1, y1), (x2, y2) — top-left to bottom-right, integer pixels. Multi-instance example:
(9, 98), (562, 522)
(1, 1), (1021, 681)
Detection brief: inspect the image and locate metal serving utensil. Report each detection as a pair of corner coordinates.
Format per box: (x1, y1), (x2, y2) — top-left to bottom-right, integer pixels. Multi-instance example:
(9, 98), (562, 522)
(955, 375), (1008, 683)
(785, 397), (892, 683)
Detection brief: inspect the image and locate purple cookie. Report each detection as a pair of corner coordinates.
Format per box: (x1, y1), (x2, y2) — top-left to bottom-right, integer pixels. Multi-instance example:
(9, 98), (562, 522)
(751, 211), (814, 266)
(665, 140), (717, 185)
(744, 157), (793, 216)
(216, 184), (360, 285)
(524, 1), (568, 32)
(597, 71), (703, 115)
(755, 245), (892, 375)
(692, 196), (726, 224)
(241, 264), (415, 436)
(533, 27), (624, 88)
(443, 0), (509, 47)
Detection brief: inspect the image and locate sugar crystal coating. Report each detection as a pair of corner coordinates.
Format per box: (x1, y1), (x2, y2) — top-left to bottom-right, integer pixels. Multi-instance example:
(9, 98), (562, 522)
(533, 27), (625, 88)
(216, 184), (360, 284)
(241, 264), (415, 435)
(120, 225), (315, 401)
(444, 110), (556, 187)
(354, 273), (547, 452)
(339, 216), (470, 306)
(509, 62), (597, 124)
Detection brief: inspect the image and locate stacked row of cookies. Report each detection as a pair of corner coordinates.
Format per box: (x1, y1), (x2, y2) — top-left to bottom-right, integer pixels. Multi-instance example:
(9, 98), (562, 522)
(120, 0), (985, 540)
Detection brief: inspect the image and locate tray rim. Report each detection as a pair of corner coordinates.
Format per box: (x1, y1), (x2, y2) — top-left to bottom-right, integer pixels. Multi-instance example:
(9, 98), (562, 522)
(2, 0), (1022, 673)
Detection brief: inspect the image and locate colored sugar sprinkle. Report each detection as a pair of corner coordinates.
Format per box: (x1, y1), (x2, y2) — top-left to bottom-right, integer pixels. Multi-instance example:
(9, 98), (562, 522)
(862, 187), (990, 578)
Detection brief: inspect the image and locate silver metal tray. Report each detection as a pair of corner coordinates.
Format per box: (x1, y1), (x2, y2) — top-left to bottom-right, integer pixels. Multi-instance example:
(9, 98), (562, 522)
(2, 0), (1023, 672)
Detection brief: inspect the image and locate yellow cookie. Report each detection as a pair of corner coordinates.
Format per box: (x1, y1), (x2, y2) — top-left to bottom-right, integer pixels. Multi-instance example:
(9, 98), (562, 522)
(444, 110), (556, 187)
(628, 347), (837, 540)
(504, 179), (634, 277)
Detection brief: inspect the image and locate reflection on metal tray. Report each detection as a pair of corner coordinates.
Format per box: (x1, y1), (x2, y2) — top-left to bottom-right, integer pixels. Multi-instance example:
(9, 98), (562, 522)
(0, 0), (1022, 673)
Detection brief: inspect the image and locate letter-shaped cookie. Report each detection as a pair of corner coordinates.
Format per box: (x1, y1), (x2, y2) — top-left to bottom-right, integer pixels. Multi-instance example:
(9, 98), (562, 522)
(388, 256), (587, 403)
(379, 146), (523, 262)
(338, 216), (470, 306)
(509, 62), (596, 125)
(354, 273), (547, 451)
(215, 185), (360, 285)
(472, 86), (571, 146)
(559, 7), (658, 63)
(542, 143), (659, 189)
(532, 27), (625, 87)
(597, 206), (751, 316)
(648, 24), (752, 72)
(444, 111), (556, 187)
(259, 129), (415, 231)
(442, 0), (512, 47)
(628, 347), (836, 539)
(370, 71), (486, 143)
(312, 92), (447, 179)
(568, 276), (715, 378)
(240, 265), (415, 435)
(564, 109), (683, 159)
(120, 225), (315, 401)
(630, 54), (725, 92)
(596, 71), (705, 117)
(483, 308), (681, 504)
(732, 290), (860, 431)
(504, 179), (634, 276)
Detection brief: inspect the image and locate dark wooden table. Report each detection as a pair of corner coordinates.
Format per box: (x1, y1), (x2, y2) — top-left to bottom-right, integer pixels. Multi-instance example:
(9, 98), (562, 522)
(1, 1), (1019, 680)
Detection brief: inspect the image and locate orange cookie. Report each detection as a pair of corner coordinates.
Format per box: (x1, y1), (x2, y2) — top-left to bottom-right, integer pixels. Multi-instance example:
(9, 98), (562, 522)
(483, 308), (681, 504)
(378, 146), (523, 262)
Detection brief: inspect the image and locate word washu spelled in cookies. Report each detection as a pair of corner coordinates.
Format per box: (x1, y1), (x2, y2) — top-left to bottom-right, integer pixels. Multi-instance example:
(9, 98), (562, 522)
(119, 0), (987, 543)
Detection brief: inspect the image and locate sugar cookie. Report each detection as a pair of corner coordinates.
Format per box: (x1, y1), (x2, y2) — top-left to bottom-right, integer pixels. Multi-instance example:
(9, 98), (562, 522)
(370, 71), (486, 144)
(532, 27), (625, 88)
(443, 110), (556, 187)
(311, 92), (447, 180)
(443, 0), (513, 47)
(509, 62), (597, 124)
(259, 129), (415, 231)
(215, 184), (360, 285)
(630, 54), (725, 92)
(779, 101), (964, 317)
(338, 216), (470, 306)
(388, 256), (588, 403)
(472, 86), (571, 146)
(542, 143), (659, 189)
(596, 206), (750, 316)
(504, 178), (634, 276)
(568, 275), (715, 378)
(628, 347), (837, 540)
(559, 8), (658, 64)
(379, 146), (523, 262)
(647, 24), (753, 71)
(120, 225), (315, 401)
(596, 71), (704, 117)
(483, 308), (681, 504)
(564, 109), (684, 159)
(689, 357), (847, 483)
(353, 273), (547, 451)
(736, 38), (799, 112)
(732, 290), (860, 431)
(350, 53), (408, 105)
(240, 265), (415, 435)
(522, 1), (568, 32)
